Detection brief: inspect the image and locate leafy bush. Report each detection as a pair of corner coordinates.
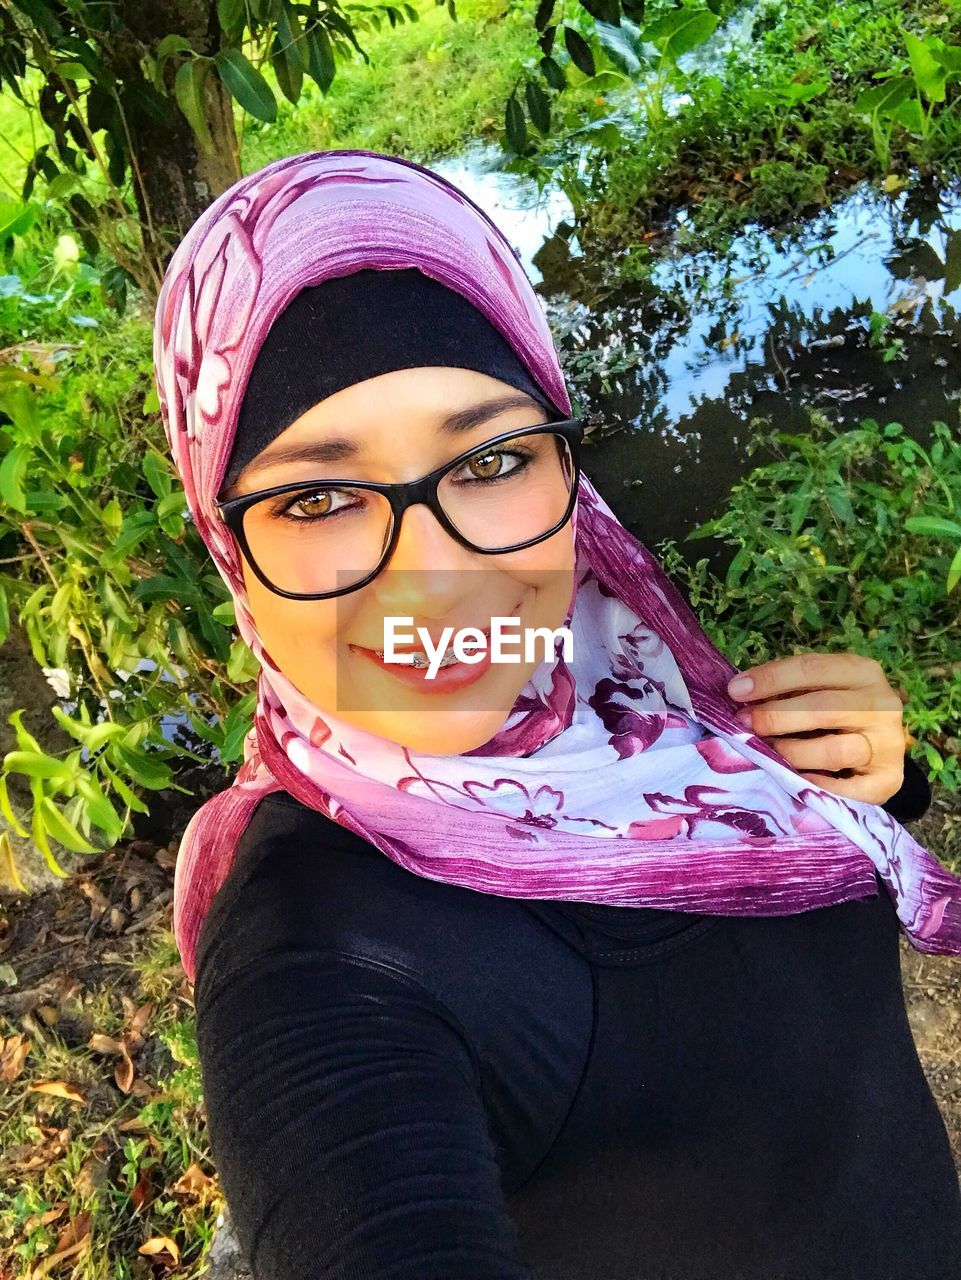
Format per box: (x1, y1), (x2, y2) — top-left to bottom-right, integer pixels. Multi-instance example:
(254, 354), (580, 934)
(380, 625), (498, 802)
(660, 412), (961, 791)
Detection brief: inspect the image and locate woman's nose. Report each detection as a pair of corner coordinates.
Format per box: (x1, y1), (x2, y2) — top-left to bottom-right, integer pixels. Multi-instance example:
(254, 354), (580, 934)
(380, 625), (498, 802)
(374, 501), (479, 613)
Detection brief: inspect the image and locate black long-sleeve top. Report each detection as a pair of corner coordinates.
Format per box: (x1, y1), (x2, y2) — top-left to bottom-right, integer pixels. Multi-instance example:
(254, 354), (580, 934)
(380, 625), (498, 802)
(192, 752), (961, 1279)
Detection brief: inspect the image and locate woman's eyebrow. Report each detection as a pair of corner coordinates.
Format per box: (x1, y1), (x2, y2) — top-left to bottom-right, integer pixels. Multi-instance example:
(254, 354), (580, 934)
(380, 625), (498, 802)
(233, 392), (542, 486)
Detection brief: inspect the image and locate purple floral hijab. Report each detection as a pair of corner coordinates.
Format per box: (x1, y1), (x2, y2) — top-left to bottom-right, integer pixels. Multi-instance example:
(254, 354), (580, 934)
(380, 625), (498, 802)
(153, 150), (960, 983)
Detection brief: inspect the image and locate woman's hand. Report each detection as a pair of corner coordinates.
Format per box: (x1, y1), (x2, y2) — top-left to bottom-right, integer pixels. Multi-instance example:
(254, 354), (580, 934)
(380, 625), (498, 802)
(726, 651), (909, 805)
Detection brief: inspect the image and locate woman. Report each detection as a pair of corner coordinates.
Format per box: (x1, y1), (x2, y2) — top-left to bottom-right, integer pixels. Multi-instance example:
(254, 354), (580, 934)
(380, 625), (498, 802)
(153, 151), (961, 1280)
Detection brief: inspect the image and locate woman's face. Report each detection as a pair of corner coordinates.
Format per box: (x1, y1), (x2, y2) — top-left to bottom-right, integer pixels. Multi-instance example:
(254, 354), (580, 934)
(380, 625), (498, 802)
(223, 366), (576, 755)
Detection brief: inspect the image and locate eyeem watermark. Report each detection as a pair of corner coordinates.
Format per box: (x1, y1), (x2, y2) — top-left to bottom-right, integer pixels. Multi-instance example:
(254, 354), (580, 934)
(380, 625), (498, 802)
(382, 616), (574, 679)
(334, 568), (576, 711)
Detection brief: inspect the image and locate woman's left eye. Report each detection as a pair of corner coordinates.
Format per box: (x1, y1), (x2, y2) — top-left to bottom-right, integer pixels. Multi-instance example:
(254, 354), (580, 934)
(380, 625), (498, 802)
(456, 448), (524, 482)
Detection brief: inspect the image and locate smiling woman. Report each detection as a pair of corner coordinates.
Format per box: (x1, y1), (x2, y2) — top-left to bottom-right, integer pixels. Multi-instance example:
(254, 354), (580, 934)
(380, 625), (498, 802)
(152, 150), (961, 1280)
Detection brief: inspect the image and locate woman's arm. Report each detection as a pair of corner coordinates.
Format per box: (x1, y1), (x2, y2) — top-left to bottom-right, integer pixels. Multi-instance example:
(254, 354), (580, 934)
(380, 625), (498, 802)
(194, 948), (532, 1280)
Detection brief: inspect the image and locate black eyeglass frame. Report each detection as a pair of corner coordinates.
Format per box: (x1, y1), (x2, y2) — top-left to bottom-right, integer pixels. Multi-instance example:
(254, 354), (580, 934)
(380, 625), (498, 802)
(214, 417), (584, 601)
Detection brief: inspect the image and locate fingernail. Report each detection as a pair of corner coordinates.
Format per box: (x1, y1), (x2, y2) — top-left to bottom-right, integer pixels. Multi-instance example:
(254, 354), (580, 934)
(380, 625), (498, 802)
(728, 676), (753, 696)
(736, 708), (753, 727)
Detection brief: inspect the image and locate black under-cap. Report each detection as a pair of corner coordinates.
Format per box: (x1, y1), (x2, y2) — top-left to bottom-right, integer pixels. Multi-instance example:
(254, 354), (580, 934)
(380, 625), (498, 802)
(220, 266), (560, 496)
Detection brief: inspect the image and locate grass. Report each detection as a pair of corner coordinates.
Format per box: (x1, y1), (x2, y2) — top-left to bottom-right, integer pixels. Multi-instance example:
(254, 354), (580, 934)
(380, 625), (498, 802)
(242, 0), (557, 170)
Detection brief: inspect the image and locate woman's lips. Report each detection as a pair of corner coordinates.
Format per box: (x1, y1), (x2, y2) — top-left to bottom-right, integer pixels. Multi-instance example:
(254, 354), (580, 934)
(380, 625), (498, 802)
(348, 608), (523, 695)
(350, 641), (495, 692)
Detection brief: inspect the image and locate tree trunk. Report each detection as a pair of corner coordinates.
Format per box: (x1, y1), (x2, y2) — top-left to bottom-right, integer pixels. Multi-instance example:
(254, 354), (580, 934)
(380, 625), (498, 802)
(113, 3), (242, 286)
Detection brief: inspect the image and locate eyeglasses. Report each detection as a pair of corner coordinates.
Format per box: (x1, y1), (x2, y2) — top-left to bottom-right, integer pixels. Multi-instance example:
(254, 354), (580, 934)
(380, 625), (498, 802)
(214, 418), (584, 600)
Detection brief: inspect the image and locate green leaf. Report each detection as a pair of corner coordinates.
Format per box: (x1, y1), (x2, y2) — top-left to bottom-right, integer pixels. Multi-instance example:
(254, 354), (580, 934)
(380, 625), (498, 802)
(642, 6), (718, 62)
(226, 636), (259, 682)
(904, 516), (961, 539)
(143, 449), (172, 499)
(215, 48), (277, 122)
(563, 26), (595, 77)
(0, 580), (8, 647)
(505, 91), (528, 152)
(156, 491), (187, 520)
(2, 750), (73, 781)
(0, 774), (29, 839)
(947, 543), (961, 594)
(855, 76), (914, 118)
(211, 600), (237, 625)
(825, 486), (855, 524)
(156, 34), (194, 63)
(132, 575), (199, 606)
(100, 761), (150, 815)
(905, 32), (948, 103)
(110, 740), (173, 790)
(540, 55), (567, 91)
(525, 79), (551, 133)
(534, 0), (554, 32)
(8, 708), (43, 755)
(174, 59), (215, 153)
(778, 78), (828, 104)
(277, 2), (306, 68)
(75, 773), (125, 841)
(595, 19), (643, 77)
(891, 96), (925, 135)
(10, 0), (61, 42)
(928, 40), (961, 75)
(0, 200), (36, 243)
(101, 497), (123, 532)
(271, 31), (303, 104)
(579, 0), (620, 25)
(725, 546), (752, 588)
(0, 443), (28, 513)
(39, 797), (99, 853)
(30, 784), (69, 878)
(305, 24), (336, 94)
(54, 60), (89, 82)
(217, 0), (246, 33)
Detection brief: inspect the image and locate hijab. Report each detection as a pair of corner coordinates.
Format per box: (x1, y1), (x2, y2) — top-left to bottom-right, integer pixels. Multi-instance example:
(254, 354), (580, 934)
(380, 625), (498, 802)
(220, 264), (558, 494)
(153, 149), (961, 984)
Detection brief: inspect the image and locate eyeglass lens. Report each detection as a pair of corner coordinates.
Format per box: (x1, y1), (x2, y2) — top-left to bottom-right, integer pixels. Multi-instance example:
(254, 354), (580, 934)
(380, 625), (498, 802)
(240, 429), (576, 597)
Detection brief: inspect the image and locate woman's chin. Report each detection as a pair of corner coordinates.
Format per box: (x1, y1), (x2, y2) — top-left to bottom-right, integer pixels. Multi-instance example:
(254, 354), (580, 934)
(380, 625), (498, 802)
(343, 705), (510, 755)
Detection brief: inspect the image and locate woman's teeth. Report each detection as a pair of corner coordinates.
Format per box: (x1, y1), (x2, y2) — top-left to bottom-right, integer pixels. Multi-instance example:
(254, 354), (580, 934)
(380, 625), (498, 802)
(373, 649), (461, 668)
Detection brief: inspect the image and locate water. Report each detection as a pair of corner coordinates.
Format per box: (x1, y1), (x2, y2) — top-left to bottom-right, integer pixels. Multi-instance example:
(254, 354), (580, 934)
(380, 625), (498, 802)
(430, 138), (961, 570)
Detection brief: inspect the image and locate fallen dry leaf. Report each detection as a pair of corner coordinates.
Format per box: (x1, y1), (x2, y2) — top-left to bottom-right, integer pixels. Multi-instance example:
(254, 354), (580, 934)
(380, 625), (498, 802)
(139, 1235), (180, 1264)
(29, 1081), (86, 1104)
(118, 1115), (150, 1131)
(0, 830), (27, 893)
(0, 1033), (32, 1082)
(88, 1033), (126, 1055)
(130, 1166), (154, 1211)
(114, 1047), (135, 1094)
(78, 880), (110, 920)
(171, 1162), (217, 1198)
(129, 1001), (155, 1037)
(22, 1203), (68, 1232)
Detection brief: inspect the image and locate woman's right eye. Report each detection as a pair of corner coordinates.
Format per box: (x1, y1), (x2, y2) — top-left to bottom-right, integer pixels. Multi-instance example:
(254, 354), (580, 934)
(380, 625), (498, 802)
(275, 488), (354, 520)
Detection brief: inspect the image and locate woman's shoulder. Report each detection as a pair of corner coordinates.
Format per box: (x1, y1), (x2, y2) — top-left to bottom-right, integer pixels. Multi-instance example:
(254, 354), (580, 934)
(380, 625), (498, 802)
(193, 787), (587, 1035)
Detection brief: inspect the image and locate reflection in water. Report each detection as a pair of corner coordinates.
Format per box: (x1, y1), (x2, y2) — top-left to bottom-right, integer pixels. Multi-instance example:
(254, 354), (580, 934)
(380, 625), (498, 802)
(533, 180), (961, 566)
